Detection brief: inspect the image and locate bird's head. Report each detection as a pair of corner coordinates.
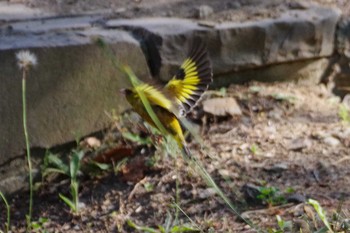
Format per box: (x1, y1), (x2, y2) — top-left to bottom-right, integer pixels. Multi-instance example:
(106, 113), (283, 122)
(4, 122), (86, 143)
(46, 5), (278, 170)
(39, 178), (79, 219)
(120, 88), (135, 105)
(120, 88), (133, 96)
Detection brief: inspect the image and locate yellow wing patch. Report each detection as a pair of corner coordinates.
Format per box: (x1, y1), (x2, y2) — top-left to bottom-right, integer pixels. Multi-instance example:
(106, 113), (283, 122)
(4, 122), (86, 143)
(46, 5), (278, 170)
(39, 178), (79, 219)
(165, 38), (212, 113)
(166, 53), (211, 113)
(135, 83), (173, 111)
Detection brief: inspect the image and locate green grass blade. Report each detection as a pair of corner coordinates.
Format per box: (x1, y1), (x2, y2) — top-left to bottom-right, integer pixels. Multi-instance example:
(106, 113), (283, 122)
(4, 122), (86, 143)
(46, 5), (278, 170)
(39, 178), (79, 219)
(172, 203), (202, 232)
(122, 66), (168, 135)
(98, 38), (168, 140)
(59, 194), (76, 212)
(308, 199), (333, 233)
(188, 157), (261, 232)
(171, 225), (200, 232)
(0, 191), (10, 233)
(70, 151), (83, 180)
(42, 168), (69, 178)
(126, 219), (160, 233)
(45, 153), (69, 176)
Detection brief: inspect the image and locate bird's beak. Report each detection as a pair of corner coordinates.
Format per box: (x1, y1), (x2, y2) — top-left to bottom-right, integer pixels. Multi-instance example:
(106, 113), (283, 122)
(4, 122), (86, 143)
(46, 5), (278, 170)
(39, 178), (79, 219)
(120, 88), (127, 95)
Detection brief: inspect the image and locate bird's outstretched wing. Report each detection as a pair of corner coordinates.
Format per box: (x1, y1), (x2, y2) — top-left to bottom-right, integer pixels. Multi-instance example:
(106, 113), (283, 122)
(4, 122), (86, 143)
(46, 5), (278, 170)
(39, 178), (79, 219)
(165, 38), (213, 114)
(133, 83), (173, 111)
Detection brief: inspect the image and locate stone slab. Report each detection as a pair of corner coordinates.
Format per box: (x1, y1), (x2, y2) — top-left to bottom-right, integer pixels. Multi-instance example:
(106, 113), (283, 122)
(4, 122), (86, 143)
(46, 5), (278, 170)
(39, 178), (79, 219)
(107, 6), (340, 82)
(214, 58), (329, 87)
(0, 27), (150, 194)
(2, 15), (101, 33)
(0, 2), (53, 21)
(331, 16), (350, 97)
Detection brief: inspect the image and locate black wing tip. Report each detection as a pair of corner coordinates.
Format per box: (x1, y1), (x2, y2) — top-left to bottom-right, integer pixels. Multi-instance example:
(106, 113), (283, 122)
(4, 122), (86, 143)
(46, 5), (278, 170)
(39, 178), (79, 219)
(187, 37), (213, 85)
(178, 37), (213, 113)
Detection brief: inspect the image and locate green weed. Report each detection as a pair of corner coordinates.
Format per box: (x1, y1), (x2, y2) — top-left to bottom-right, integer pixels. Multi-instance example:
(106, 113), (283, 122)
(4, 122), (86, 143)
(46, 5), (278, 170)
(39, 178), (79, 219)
(0, 191), (10, 233)
(257, 186), (286, 207)
(42, 150), (84, 213)
(58, 150), (84, 213)
(250, 143), (259, 155)
(308, 199), (333, 233)
(268, 215), (292, 233)
(31, 217), (49, 233)
(16, 50), (37, 231)
(127, 211), (200, 233)
(338, 104), (350, 124)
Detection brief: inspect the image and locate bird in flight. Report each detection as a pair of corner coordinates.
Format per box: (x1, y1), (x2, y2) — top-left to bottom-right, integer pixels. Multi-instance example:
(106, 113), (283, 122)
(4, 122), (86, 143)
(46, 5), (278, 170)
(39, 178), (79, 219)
(121, 38), (212, 156)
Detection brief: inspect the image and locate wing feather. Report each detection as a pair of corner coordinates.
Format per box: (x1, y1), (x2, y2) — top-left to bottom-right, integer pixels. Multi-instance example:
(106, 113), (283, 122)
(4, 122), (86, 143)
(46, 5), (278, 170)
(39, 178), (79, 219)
(165, 38), (213, 113)
(134, 83), (173, 111)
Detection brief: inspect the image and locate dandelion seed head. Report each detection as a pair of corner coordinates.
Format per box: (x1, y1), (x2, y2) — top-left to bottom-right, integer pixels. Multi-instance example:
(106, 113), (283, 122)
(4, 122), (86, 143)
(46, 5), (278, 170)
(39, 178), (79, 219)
(16, 50), (37, 70)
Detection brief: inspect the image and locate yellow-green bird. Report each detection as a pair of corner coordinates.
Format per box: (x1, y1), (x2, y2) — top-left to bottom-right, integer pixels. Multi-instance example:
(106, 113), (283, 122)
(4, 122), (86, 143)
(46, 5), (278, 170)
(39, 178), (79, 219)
(121, 38), (212, 156)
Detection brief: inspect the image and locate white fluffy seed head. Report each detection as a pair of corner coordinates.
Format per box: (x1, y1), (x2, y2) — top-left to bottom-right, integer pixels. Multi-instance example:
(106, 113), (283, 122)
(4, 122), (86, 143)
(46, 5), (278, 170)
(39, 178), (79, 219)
(16, 50), (37, 70)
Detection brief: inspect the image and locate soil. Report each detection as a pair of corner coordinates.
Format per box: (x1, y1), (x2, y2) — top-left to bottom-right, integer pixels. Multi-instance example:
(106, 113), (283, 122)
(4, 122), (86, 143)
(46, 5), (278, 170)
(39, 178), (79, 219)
(1, 0), (350, 232)
(1, 81), (350, 232)
(21, 0), (350, 21)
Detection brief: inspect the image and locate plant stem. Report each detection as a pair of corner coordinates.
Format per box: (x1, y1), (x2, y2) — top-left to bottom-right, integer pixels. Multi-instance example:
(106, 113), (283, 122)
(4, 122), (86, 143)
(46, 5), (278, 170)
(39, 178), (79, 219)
(22, 69), (33, 230)
(0, 191), (10, 233)
(174, 161), (180, 223)
(72, 181), (79, 213)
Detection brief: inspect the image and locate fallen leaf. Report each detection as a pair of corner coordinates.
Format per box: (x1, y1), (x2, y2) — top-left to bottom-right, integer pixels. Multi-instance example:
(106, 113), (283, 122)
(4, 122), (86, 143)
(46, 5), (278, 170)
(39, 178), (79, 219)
(93, 146), (133, 164)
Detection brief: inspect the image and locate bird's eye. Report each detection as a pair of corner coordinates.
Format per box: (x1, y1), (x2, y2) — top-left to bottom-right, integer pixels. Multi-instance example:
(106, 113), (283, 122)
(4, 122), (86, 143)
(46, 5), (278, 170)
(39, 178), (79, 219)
(179, 108), (186, 117)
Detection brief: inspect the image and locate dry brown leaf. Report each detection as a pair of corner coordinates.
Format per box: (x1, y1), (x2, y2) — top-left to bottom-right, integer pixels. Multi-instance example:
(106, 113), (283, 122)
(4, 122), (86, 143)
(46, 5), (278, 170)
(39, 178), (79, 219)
(93, 146), (133, 164)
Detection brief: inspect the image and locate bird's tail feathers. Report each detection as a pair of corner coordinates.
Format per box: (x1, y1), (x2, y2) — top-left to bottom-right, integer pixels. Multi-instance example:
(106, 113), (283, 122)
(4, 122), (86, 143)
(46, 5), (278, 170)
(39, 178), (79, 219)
(174, 135), (191, 157)
(181, 144), (191, 157)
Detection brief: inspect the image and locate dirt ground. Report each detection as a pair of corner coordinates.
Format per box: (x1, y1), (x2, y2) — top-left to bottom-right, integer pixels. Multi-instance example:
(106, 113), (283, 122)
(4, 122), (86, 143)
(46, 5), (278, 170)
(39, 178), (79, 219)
(1, 81), (350, 232)
(1, 0), (350, 232)
(22, 0), (350, 20)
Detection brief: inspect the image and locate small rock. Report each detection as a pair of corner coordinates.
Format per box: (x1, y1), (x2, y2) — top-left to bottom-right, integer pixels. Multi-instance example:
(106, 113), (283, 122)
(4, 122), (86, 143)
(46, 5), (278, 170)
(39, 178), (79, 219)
(243, 224), (251, 230)
(80, 137), (101, 149)
(287, 193), (307, 204)
(78, 202), (86, 210)
(203, 97), (242, 117)
(341, 219), (350, 230)
(198, 188), (216, 199)
(196, 5), (214, 19)
(287, 138), (312, 151)
(115, 7), (126, 13)
(313, 161), (338, 183)
(323, 136), (341, 146)
(218, 169), (230, 178)
(226, 2), (241, 9)
(166, 11), (173, 17)
(288, 2), (311, 10)
(135, 206), (143, 213)
(197, 20), (216, 28)
(241, 183), (263, 206)
(291, 203), (305, 217)
(303, 205), (315, 221)
(342, 94), (350, 108)
(264, 163), (289, 173)
(293, 219), (311, 233)
(62, 224), (71, 230)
